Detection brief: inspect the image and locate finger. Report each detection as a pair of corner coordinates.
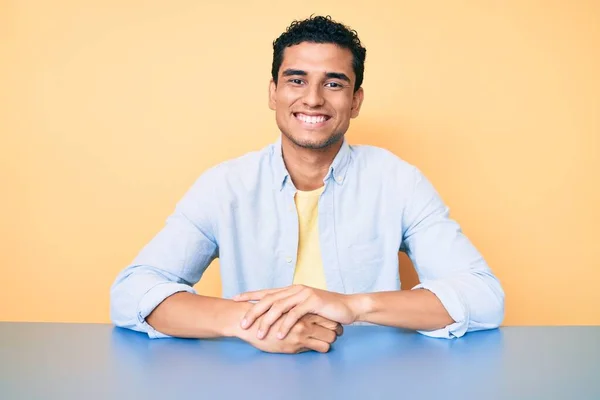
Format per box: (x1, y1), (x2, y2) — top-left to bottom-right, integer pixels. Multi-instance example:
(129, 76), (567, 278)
(258, 292), (308, 339)
(309, 324), (338, 344)
(237, 284), (304, 302)
(308, 314), (339, 331)
(241, 288), (303, 331)
(277, 302), (314, 339)
(233, 287), (286, 302)
(304, 339), (331, 353)
(335, 324), (344, 337)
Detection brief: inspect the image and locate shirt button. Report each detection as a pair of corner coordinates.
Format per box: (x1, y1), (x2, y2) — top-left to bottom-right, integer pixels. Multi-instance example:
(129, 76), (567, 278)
(285, 257), (293, 263)
(335, 176), (343, 183)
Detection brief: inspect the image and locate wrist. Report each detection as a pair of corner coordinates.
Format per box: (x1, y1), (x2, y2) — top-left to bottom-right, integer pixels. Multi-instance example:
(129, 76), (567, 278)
(221, 301), (253, 338)
(346, 293), (373, 323)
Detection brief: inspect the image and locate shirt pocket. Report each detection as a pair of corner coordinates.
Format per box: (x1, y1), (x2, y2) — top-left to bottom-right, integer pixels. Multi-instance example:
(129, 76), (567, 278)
(341, 233), (385, 293)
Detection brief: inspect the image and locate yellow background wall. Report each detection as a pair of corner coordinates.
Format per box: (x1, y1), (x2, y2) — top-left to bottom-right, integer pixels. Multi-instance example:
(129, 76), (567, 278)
(1, 1), (598, 325)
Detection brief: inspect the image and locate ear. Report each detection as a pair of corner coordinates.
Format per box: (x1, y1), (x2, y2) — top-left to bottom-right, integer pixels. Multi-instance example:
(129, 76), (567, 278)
(350, 87), (364, 119)
(268, 79), (277, 110)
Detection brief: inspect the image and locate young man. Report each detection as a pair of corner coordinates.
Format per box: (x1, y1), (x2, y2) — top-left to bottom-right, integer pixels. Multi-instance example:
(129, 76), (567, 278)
(110, 16), (504, 353)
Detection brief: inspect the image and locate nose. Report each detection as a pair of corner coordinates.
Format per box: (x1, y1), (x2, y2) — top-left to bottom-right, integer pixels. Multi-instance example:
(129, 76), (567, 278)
(302, 83), (325, 108)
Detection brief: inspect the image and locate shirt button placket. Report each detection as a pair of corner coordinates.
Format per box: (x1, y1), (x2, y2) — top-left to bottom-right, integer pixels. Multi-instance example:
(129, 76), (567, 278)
(283, 190), (299, 284)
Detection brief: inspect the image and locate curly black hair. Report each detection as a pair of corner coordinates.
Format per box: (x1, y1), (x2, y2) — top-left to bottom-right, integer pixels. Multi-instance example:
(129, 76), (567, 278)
(271, 15), (366, 92)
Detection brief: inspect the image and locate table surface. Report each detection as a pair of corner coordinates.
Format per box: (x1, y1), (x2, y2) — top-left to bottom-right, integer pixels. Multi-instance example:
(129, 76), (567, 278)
(1, 323), (599, 399)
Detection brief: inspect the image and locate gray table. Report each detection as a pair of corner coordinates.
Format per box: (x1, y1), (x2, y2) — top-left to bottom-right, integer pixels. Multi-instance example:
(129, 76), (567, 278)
(1, 323), (599, 399)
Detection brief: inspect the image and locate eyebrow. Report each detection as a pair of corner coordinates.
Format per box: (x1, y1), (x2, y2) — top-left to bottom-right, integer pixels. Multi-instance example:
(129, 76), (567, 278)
(282, 69), (307, 77)
(324, 72), (350, 83)
(282, 69), (351, 83)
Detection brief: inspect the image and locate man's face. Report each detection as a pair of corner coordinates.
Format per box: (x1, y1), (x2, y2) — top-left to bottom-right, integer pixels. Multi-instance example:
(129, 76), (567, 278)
(269, 42), (364, 150)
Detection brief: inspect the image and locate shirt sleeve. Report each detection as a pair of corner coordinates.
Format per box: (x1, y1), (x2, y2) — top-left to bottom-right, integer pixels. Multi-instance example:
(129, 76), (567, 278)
(110, 171), (219, 338)
(400, 167), (505, 338)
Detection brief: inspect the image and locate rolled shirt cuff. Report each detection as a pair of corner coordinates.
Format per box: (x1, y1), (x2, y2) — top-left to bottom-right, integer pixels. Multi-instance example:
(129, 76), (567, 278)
(412, 280), (469, 339)
(138, 282), (196, 339)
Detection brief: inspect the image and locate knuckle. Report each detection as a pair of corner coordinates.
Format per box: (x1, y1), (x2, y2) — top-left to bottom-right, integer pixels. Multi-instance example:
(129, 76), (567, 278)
(295, 322), (307, 335)
(298, 285), (310, 293)
(291, 323), (303, 334)
(263, 293), (275, 302)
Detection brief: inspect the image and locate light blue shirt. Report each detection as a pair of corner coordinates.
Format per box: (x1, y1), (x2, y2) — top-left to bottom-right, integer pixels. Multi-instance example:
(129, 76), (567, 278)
(110, 138), (504, 339)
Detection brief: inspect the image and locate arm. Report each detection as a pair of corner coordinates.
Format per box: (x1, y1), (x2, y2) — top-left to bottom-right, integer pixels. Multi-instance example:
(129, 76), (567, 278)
(145, 292), (249, 338)
(391, 167), (505, 338)
(349, 289), (453, 331)
(110, 172), (342, 350)
(233, 286), (452, 338)
(235, 167), (504, 339)
(352, 167), (504, 336)
(110, 172), (222, 338)
(145, 292), (342, 352)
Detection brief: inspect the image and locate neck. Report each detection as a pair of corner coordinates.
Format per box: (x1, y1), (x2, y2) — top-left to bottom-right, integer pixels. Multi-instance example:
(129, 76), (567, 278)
(280, 135), (343, 191)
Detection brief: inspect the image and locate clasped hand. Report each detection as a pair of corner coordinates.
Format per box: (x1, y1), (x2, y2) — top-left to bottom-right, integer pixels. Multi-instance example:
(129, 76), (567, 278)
(236, 312), (343, 353)
(234, 285), (358, 343)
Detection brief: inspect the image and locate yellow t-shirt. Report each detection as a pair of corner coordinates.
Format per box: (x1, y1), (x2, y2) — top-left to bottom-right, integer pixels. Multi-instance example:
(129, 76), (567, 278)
(292, 186), (327, 290)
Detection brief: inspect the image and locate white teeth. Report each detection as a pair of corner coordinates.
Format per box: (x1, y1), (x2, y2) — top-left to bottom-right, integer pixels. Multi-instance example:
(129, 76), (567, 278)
(296, 114), (327, 124)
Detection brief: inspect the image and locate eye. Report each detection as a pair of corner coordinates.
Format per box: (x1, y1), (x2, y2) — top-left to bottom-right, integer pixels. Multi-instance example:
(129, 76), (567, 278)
(288, 79), (304, 85)
(325, 82), (344, 89)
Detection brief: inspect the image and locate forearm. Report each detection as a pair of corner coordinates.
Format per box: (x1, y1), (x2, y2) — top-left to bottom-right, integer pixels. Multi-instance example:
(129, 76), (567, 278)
(146, 292), (252, 338)
(349, 289), (454, 331)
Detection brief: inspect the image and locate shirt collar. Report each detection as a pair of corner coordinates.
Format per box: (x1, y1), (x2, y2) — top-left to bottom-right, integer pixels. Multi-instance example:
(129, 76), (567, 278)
(272, 135), (352, 191)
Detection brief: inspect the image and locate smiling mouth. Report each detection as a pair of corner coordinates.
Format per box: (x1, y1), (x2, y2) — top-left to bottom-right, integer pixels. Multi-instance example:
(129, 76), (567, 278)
(293, 112), (331, 126)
